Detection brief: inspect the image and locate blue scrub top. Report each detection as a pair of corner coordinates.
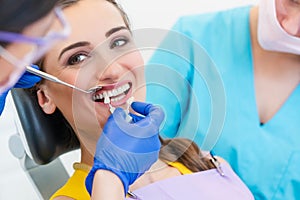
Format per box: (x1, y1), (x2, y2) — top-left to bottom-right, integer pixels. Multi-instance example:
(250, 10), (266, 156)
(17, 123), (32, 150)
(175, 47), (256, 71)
(146, 6), (300, 200)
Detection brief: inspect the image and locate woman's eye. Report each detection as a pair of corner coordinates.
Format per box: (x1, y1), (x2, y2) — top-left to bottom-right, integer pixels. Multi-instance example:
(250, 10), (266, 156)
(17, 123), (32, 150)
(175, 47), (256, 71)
(110, 38), (128, 49)
(291, 0), (300, 5)
(67, 53), (89, 65)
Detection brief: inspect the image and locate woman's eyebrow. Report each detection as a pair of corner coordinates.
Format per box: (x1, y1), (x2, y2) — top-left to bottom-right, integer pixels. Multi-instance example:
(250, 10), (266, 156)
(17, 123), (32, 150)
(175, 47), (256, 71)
(105, 26), (128, 38)
(59, 41), (91, 60)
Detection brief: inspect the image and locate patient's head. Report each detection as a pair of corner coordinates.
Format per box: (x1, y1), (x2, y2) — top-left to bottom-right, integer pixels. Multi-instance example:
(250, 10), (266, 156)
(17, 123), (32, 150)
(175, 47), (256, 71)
(34, 0), (145, 153)
(31, 0), (215, 174)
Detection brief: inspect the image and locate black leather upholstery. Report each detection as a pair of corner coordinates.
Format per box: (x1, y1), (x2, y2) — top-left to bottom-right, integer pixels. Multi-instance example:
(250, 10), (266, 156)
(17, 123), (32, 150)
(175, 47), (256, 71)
(11, 88), (80, 165)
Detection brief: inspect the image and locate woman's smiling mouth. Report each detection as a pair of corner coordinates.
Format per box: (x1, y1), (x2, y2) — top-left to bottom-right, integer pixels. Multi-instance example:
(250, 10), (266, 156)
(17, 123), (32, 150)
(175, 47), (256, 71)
(91, 82), (132, 106)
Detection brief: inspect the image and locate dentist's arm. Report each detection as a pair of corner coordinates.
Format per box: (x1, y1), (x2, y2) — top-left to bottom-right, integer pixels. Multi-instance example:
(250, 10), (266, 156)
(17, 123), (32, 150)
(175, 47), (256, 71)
(91, 170), (124, 199)
(85, 102), (165, 200)
(0, 65), (41, 115)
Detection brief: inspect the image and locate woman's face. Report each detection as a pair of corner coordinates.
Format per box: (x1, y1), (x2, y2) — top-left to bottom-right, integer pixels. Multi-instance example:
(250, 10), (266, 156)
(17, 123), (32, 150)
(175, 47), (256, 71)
(37, 0), (145, 143)
(276, 0), (300, 37)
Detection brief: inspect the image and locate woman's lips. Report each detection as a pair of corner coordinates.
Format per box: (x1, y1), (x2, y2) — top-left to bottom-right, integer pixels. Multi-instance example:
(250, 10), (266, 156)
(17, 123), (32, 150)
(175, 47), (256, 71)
(91, 82), (132, 107)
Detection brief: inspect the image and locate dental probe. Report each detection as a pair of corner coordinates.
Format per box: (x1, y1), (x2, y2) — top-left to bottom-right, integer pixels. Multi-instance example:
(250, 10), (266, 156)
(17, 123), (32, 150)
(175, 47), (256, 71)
(26, 65), (99, 94)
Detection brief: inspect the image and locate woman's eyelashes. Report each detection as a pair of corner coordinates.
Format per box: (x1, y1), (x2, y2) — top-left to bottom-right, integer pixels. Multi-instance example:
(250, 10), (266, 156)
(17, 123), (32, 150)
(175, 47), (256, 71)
(110, 36), (130, 49)
(67, 52), (89, 66)
(290, 0), (300, 6)
(63, 34), (132, 66)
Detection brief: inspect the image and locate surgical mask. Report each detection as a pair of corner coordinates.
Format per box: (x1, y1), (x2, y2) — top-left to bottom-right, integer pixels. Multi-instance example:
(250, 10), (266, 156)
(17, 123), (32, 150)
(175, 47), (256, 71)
(257, 0), (300, 55)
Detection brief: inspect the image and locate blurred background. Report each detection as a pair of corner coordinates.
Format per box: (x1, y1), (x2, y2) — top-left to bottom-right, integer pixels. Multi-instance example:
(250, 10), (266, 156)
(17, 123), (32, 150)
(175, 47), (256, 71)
(0, 0), (258, 199)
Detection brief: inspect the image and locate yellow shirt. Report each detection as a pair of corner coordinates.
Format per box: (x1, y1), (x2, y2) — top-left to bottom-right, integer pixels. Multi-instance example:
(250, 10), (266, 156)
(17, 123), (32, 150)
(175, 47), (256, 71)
(167, 161), (192, 175)
(50, 161), (191, 200)
(50, 163), (91, 200)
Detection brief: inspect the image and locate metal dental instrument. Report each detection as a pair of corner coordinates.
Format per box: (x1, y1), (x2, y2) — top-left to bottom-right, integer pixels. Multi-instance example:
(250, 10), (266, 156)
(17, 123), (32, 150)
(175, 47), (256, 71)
(26, 65), (100, 94)
(209, 152), (225, 176)
(127, 191), (140, 200)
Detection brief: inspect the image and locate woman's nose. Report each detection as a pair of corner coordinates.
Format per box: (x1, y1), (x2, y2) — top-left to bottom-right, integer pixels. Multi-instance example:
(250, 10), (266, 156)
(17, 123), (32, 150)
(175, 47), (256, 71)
(98, 61), (125, 82)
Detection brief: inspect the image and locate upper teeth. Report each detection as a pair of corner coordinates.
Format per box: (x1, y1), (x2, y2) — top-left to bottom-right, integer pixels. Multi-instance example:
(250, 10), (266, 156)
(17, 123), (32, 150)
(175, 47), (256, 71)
(92, 83), (130, 102)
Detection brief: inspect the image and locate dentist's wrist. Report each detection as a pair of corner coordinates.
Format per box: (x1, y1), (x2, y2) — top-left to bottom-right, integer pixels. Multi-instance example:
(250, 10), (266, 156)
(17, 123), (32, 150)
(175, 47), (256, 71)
(91, 170), (124, 199)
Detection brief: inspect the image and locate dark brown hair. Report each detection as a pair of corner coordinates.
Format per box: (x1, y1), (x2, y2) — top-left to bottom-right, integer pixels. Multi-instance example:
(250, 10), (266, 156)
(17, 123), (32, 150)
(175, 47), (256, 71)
(0, 0), (59, 47)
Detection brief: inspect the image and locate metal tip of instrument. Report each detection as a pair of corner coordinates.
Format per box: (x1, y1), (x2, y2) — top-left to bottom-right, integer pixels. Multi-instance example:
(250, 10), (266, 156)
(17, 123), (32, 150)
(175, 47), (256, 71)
(127, 191), (140, 200)
(87, 86), (103, 93)
(210, 152), (225, 176)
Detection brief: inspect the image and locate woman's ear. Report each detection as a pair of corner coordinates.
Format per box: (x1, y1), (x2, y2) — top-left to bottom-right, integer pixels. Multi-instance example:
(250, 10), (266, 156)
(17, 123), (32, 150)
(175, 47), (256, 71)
(37, 87), (56, 114)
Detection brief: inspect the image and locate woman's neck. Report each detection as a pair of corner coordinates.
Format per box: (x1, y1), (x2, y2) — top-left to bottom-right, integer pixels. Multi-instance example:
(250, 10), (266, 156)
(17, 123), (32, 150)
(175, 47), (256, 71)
(80, 143), (95, 166)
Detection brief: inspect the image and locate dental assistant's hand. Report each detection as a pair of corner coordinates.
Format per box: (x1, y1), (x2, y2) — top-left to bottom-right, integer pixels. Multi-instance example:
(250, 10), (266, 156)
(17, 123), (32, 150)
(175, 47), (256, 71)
(0, 65), (41, 115)
(85, 102), (165, 196)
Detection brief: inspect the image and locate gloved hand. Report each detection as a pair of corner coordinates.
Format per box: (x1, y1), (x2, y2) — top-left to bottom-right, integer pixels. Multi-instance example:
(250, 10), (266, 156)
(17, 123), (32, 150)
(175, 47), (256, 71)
(85, 102), (165, 196)
(0, 64), (41, 115)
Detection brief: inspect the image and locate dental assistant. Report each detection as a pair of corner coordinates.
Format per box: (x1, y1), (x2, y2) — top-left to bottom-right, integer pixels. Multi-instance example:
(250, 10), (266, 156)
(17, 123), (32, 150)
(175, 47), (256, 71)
(146, 0), (300, 199)
(0, 0), (70, 115)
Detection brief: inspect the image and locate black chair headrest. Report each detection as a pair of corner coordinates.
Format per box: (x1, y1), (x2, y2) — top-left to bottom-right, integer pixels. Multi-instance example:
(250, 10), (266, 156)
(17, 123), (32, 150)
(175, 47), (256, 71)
(11, 88), (80, 165)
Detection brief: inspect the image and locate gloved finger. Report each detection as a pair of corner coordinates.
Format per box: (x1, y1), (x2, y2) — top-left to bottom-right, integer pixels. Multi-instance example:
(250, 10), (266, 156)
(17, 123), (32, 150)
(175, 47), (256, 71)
(132, 102), (165, 127)
(129, 112), (143, 123)
(131, 101), (153, 116)
(0, 90), (9, 115)
(14, 64), (41, 88)
(146, 105), (165, 126)
(15, 74), (41, 88)
(30, 64), (39, 70)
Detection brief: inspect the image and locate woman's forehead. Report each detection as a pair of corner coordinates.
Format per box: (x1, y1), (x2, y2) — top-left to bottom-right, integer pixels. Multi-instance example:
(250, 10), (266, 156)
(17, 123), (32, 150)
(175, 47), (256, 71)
(63, 1), (125, 38)
(46, 0), (127, 62)
(65, 0), (124, 24)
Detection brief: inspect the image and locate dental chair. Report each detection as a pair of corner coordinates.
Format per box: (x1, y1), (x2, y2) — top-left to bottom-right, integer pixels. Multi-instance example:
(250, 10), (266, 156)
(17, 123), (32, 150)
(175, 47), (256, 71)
(9, 88), (80, 199)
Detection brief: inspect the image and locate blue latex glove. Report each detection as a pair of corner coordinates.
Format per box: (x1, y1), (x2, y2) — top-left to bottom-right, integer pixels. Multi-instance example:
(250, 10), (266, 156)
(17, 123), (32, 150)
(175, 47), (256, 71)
(0, 65), (41, 115)
(85, 102), (165, 196)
